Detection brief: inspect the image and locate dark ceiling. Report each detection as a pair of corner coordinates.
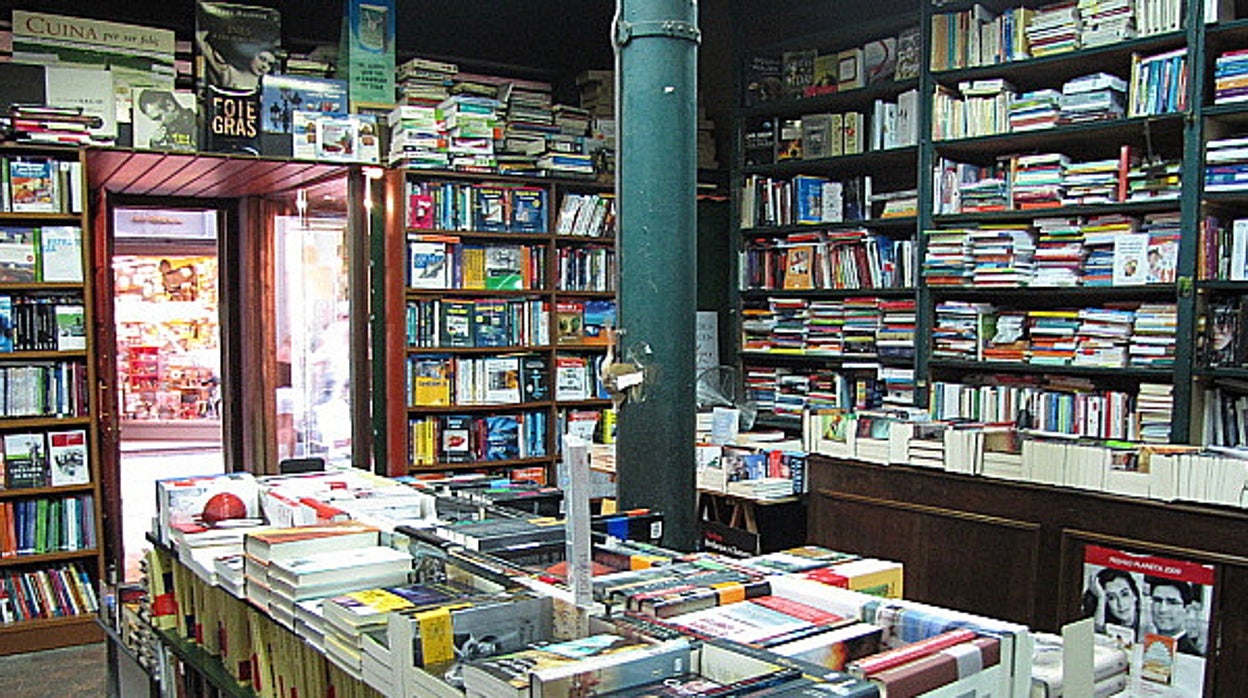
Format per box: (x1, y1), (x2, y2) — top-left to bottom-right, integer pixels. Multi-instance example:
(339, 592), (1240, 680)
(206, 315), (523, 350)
(0, 1), (618, 78)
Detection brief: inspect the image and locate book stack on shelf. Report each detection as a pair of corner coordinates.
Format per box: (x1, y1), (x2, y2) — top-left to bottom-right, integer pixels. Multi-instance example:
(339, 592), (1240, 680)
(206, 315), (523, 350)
(1214, 49), (1248, 105)
(1205, 136), (1248, 192)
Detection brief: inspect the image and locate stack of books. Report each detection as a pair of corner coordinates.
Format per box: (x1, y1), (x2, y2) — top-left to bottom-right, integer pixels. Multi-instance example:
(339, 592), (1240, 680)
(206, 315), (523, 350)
(1073, 307), (1135, 367)
(1027, 310), (1082, 365)
(1032, 217), (1085, 286)
(437, 94), (502, 173)
(1136, 382), (1174, 442)
(1009, 89), (1063, 132)
(1012, 153), (1069, 209)
(1205, 137), (1248, 192)
(1077, 0), (1137, 47)
(983, 310), (1027, 362)
(1214, 50), (1248, 105)
(1130, 303), (1178, 368)
(241, 522), (385, 621)
(959, 175), (1010, 212)
(958, 79), (1014, 138)
(1062, 157), (1123, 204)
(4, 105), (106, 146)
(1081, 215), (1139, 285)
(877, 299), (917, 360)
(932, 301), (994, 360)
(1060, 72), (1127, 124)
(1126, 159), (1181, 200)
(922, 228), (974, 286)
(1141, 212), (1181, 283)
(879, 367), (916, 405)
(396, 56), (456, 106)
(969, 225), (1037, 287)
(495, 79), (556, 176)
(805, 300), (845, 355)
(388, 105), (447, 169)
(1026, 1), (1083, 57)
(842, 297), (882, 357)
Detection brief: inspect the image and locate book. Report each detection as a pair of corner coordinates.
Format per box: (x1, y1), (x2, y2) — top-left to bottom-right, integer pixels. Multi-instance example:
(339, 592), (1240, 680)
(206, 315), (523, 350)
(484, 246), (524, 290)
(483, 356), (522, 404)
(196, 1), (281, 154)
(863, 38), (898, 84)
(54, 304), (86, 351)
(132, 89), (198, 151)
(409, 239), (451, 289)
(769, 622), (884, 671)
(520, 355), (550, 402)
(243, 521), (379, 564)
(47, 430), (89, 487)
(556, 301), (585, 344)
(260, 74), (348, 134)
(0, 228), (39, 284)
(461, 634), (688, 698)
(8, 161), (57, 214)
(894, 26), (921, 80)
(1112, 234), (1149, 285)
(37, 227), (83, 283)
(3, 433), (47, 489)
(510, 187), (548, 233)
(268, 545), (411, 589)
(529, 638), (695, 697)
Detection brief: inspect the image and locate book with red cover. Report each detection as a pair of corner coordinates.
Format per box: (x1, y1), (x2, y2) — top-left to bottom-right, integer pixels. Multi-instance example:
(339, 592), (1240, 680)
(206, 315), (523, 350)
(848, 628), (978, 677)
(867, 636), (1000, 698)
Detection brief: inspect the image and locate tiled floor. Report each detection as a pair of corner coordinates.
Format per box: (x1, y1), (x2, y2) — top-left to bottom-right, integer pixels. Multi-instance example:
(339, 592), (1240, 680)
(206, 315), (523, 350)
(0, 642), (107, 697)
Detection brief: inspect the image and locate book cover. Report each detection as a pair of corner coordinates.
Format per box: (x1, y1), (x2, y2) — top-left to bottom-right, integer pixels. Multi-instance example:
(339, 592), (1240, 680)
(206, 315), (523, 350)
(242, 521), (379, 563)
(472, 299), (511, 347)
(196, 2), (281, 154)
(1146, 234), (1178, 284)
(408, 239), (450, 289)
(483, 356), (522, 404)
(0, 228), (38, 283)
(269, 545), (411, 589)
(776, 118), (803, 161)
(894, 26), (921, 81)
(782, 49), (817, 99)
(260, 74), (348, 134)
(529, 638), (695, 697)
(800, 114), (835, 161)
(744, 119), (777, 167)
(8, 161), (57, 214)
(744, 55), (784, 106)
(520, 355), (550, 402)
(0, 296), (13, 352)
(47, 429), (89, 487)
(315, 113), (361, 162)
(461, 634), (651, 698)
(411, 357), (452, 406)
(474, 185), (510, 232)
(441, 414), (474, 463)
(770, 622), (884, 671)
(555, 356), (590, 401)
(863, 38), (898, 84)
(133, 89), (198, 151)
(3, 433), (47, 489)
(484, 245), (524, 290)
(44, 65), (117, 142)
(54, 304), (86, 351)
(556, 301), (585, 344)
(440, 299), (475, 347)
(582, 299), (616, 345)
(38, 227), (83, 283)
(1112, 234), (1149, 285)
(836, 48), (865, 91)
(510, 187), (547, 233)
(484, 415), (520, 460)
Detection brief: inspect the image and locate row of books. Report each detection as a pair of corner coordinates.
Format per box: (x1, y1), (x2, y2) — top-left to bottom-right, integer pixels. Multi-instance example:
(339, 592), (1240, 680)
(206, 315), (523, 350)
(933, 151), (1180, 214)
(0, 493), (95, 557)
(0, 226), (83, 284)
(739, 230), (915, 291)
(1, 428), (90, 490)
(0, 157), (84, 215)
(0, 361), (89, 419)
(554, 193), (615, 238)
(0, 297), (84, 353)
(696, 442), (810, 497)
(931, 71), (1126, 141)
(0, 561), (97, 625)
(745, 364), (892, 418)
(929, 377), (1174, 442)
(744, 26), (919, 106)
(405, 297), (550, 349)
(923, 216), (1179, 287)
(407, 353), (548, 407)
(801, 407), (1236, 505)
(1200, 386), (1248, 450)
(1198, 216), (1248, 280)
(740, 174), (873, 228)
(554, 299), (615, 346)
(554, 245), (614, 293)
(929, 0), (1183, 72)
(406, 236), (546, 291)
(741, 296), (916, 360)
(408, 411), (548, 466)
(1128, 48), (1189, 117)
(751, 111), (870, 166)
(404, 179), (548, 233)
(933, 301), (1177, 368)
(1214, 49), (1248, 104)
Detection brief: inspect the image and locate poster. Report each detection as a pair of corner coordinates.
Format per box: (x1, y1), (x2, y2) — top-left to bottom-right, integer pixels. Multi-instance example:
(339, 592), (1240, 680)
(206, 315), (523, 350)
(1082, 544), (1215, 696)
(339, 0), (396, 107)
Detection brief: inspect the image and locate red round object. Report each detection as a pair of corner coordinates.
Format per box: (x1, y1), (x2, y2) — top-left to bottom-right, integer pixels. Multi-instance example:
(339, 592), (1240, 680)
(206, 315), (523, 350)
(201, 492), (248, 526)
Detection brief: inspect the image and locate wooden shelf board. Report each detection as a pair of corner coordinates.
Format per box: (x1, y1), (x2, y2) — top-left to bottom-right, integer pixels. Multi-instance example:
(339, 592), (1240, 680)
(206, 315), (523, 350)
(407, 401), (554, 414)
(0, 613), (102, 656)
(741, 217), (918, 237)
(87, 148), (349, 199)
(406, 228), (553, 243)
(408, 456), (555, 473)
(0, 415), (91, 429)
(0, 549), (100, 568)
(0, 483), (96, 500)
(407, 345), (553, 355)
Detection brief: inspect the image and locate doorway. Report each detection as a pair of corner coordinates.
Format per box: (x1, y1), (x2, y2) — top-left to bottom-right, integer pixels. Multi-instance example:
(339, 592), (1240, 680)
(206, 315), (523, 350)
(111, 206), (225, 581)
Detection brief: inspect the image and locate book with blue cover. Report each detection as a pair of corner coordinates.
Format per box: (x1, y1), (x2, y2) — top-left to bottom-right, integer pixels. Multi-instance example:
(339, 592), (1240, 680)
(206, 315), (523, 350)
(484, 415), (520, 460)
(510, 187), (548, 233)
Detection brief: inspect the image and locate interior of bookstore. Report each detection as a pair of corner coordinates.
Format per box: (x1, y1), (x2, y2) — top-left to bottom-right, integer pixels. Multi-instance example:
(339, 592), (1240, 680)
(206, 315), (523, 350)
(0, 1), (1245, 698)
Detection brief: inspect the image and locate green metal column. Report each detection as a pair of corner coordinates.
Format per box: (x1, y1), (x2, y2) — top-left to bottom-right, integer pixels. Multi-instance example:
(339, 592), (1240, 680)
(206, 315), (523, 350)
(614, 0), (700, 550)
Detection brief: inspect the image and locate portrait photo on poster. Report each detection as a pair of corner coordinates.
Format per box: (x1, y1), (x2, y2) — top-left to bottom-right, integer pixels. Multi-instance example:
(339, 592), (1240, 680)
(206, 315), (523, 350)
(195, 1), (281, 93)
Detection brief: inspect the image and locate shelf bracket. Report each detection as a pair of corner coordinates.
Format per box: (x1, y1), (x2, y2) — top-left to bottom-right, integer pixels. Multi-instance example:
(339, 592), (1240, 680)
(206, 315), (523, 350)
(614, 19), (701, 46)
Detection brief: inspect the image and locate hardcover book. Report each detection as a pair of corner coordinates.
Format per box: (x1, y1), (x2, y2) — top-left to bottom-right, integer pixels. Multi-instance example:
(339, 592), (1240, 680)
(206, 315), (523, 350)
(782, 49), (817, 99)
(38, 227), (83, 283)
(440, 299), (475, 347)
(744, 55), (784, 107)
(441, 414), (474, 463)
(408, 239), (450, 289)
(260, 74), (348, 134)
(0, 228), (38, 283)
(133, 89), (198, 152)
(47, 429), (89, 487)
(4, 433), (47, 489)
(8, 161), (57, 214)
(520, 355), (550, 402)
(54, 304), (87, 351)
(510, 187), (548, 233)
(484, 415), (521, 460)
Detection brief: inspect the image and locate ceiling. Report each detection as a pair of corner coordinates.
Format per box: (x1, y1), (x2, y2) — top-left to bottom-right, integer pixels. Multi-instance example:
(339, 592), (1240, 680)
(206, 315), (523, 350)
(1, 1), (618, 78)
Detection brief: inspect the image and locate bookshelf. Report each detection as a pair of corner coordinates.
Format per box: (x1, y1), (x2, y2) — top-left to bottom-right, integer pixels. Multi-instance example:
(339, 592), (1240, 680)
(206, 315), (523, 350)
(380, 170), (616, 479)
(0, 144), (105, 655)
